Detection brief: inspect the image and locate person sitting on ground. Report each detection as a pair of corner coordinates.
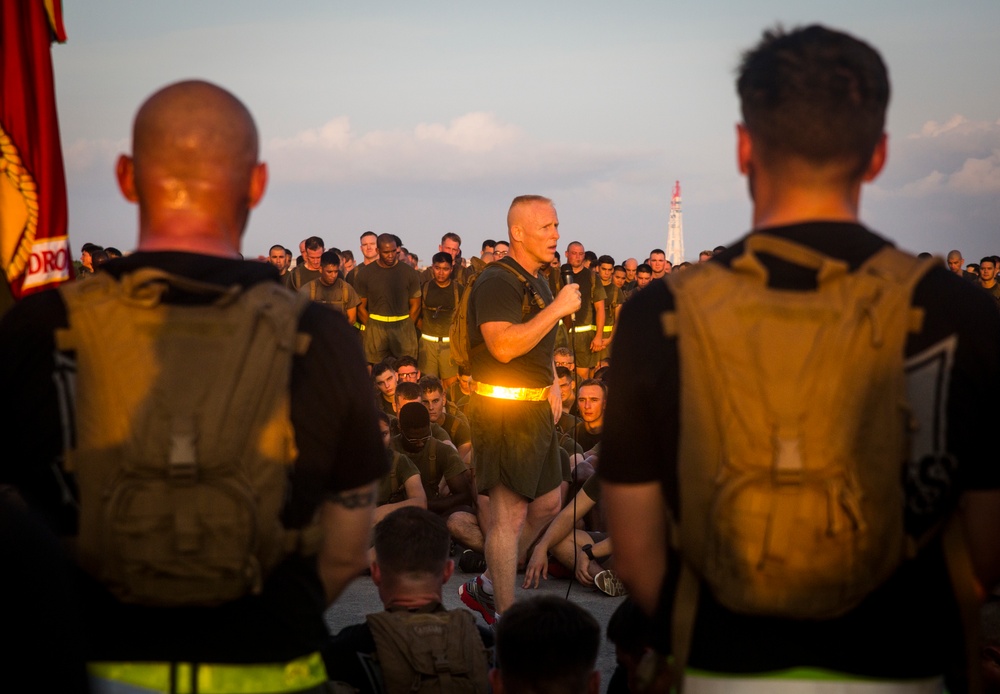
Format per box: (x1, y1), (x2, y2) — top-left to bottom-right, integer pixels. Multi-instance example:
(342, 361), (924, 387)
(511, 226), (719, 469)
(523, 474), (625, 597)
(373, 412), (426, 526)
(490, 594), (601, 694)
(372, 359), (398, 418)
(393, 354), (421, 384)
(324, 507), (492, 694)
(419, 375), (472, 464)
(390, 381), (454, 447)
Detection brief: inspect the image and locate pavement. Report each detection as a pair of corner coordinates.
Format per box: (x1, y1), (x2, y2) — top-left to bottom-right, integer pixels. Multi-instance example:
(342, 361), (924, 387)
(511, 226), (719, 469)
(323, 562), (628, 687)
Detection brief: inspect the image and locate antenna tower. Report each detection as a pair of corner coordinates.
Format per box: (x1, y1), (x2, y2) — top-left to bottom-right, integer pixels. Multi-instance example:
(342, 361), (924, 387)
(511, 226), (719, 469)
(667, 180), (684, 266)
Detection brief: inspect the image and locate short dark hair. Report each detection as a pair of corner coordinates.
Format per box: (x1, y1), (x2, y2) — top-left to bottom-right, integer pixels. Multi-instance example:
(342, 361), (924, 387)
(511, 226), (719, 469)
(597, 255), (615, 267)
(81, 242), (103, 254)
(981, 257), (997, 267)
(377, 233), (397, 248)
(373, 507), (451, 576)
(584, 250), (597, 264)
(649, 248), (665, 258)
(418, 375), (444, 395)
(737, 25), (889, 177)
(320, 250), (341, 268)
(304, 236), (324, 252)
(269, 244), (284, 254)
(394, 381), (421, 404)
(360, 231), (377, 241)
(105, 247), (122, 258)
(494, 595), (600, 694)
(395, 355), (418, 370)
(441, 232), (461, 246)
(372, 359), (395, 380)
(636, 263), (653, 275)
(555, 366), (572, 381)
(432, 251), (452, 265)
(481, 239), (496, 251)
(340, 249), (354, 262)
(578, 378), (607, 399)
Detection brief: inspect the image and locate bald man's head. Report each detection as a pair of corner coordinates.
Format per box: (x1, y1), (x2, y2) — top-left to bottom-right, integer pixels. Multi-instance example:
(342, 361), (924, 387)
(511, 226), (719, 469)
(132, 80), (258, 182)
(118, 80), (267, 255)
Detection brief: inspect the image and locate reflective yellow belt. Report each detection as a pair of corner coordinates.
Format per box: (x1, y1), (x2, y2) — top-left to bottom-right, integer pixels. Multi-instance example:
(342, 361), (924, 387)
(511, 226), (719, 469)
(88, 651), (327, 694)
(602, 325), (613, 333)
(369, 313), (410, 322)
(355, 322), (365, 331)
(421, 333), (450, 343)
(475, 382), (551, 402)
(570, 325), (596, 333)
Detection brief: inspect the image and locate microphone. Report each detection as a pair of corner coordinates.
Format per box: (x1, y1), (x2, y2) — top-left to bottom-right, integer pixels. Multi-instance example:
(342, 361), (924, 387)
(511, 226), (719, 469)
(561, 263), (576, 324)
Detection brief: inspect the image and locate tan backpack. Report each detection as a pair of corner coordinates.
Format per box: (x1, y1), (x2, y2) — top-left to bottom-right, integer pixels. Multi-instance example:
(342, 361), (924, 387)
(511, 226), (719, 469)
(663, 235), (936, 620)
(367, 608), (490, 694)
(448, 260), (545, 371)
(56, 269), (318, 606)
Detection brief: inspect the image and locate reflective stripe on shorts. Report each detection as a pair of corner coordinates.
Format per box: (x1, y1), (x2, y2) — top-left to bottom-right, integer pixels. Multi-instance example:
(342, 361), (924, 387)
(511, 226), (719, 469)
(420, 333), (450, 343)
(368, 313), (410, 322)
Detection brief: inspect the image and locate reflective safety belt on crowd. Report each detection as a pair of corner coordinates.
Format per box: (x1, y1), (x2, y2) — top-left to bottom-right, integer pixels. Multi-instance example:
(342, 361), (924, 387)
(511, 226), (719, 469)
(474, 382), (550, 402)
(420, 333), (450, 343)
(368, 313), (410, 322)
(88, 651), (328, 694)
(602, 325), (613, 333)
(569, 325), (596, 333)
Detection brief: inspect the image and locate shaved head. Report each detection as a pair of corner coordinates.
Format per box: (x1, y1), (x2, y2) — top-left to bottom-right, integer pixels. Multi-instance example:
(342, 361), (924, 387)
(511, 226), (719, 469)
(119, 80), (267, 256)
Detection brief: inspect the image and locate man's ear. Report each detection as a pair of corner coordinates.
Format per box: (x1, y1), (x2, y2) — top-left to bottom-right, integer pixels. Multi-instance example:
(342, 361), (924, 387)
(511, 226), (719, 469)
(442, 558), (455, 585)
(248, 162), (268, 209)
(371, 561), (382, 587)
(116, 154), (138, 203)
(736, 123), (753, 176)
(862, 133), (887, 182)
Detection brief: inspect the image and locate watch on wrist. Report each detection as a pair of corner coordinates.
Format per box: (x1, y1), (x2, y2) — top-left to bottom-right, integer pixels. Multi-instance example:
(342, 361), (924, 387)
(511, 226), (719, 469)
(581, 543), (595, 562)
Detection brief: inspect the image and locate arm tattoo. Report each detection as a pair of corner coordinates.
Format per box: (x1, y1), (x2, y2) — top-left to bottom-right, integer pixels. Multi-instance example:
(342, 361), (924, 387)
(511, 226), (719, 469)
(328, 487), (376, 509)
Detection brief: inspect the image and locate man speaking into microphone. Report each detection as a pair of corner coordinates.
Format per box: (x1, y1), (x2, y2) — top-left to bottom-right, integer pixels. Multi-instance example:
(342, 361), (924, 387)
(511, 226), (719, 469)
(458, 195), (581, 625)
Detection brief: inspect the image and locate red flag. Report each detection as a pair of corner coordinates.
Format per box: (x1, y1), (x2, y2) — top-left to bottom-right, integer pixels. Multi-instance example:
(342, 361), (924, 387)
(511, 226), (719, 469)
(1, 0), (69, 302)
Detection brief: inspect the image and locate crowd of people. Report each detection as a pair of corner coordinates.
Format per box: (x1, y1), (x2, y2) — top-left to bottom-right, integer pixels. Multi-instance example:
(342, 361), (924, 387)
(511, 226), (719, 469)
(4, 20), (1000, 694)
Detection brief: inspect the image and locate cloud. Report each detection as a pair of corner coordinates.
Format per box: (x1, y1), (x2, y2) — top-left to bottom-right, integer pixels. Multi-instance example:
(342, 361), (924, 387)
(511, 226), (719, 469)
(876, 115), (1000, 197)
(263, 112), (649, 186)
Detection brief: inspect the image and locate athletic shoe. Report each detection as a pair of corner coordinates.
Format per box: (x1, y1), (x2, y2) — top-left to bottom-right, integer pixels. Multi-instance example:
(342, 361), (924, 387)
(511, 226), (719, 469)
(459, 549), (487, 574)
(459, 576), (497, 625)
(594, 569), (628, 597)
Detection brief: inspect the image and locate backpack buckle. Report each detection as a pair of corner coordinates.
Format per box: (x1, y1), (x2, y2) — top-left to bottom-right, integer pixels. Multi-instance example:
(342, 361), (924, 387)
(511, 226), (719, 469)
(169, 423), (198, 482)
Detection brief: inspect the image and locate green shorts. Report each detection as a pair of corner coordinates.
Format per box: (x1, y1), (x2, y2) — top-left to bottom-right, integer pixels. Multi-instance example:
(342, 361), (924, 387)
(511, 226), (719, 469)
(364, 318), (418, 364)
(468, 393), (561, 500)
(571, 329), (600, 369)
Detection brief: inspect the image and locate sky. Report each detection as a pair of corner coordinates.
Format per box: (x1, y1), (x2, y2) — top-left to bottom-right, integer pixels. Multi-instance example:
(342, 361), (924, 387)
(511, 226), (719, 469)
(52, 1), (1000, 266)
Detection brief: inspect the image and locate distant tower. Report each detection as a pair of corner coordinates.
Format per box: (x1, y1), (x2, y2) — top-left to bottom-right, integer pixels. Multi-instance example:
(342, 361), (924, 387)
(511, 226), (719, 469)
(667, 180), (684, 266)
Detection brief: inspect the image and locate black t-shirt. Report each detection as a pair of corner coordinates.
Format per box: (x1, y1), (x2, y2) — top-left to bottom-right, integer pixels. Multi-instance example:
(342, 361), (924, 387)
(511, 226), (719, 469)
(600, 222), (1000, 678)
(421, 280), (462, 337)
(469, 257), (555, 388)
(355, 261), (421, 317)
(569, 266), (606, 325)
(0, 252), (388, 663)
